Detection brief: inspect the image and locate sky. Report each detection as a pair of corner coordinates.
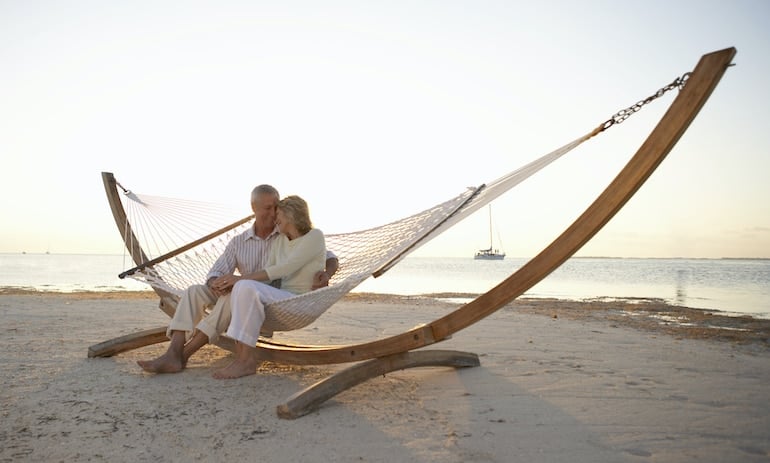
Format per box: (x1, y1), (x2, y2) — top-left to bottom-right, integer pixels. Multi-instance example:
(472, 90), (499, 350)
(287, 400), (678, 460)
(1, 0), (768, 259)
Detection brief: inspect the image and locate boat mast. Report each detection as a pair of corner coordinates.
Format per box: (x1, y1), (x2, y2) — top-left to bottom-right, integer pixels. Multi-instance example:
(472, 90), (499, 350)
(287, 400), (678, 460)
(488, 205), (494, 250)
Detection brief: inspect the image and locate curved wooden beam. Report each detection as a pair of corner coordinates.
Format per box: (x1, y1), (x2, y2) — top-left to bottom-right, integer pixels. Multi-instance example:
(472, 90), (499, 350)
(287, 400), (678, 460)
(247, 47), (736, 365)
(92, 48), (735, 363)
(102, 172), (150, 272)
(92, 48), (735, 420)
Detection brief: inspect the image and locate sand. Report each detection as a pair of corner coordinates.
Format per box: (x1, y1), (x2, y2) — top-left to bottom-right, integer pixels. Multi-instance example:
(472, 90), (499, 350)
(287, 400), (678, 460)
(1, 290), (769, 462)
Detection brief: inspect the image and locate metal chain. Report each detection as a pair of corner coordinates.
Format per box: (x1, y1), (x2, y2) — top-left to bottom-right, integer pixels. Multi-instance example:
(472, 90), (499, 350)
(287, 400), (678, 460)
(601, 72), (691, 131)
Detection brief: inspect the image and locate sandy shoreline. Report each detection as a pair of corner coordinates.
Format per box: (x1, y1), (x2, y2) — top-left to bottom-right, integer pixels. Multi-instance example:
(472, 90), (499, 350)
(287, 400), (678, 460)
(1, 292), (769, 462)
(4, 287), (769, 346)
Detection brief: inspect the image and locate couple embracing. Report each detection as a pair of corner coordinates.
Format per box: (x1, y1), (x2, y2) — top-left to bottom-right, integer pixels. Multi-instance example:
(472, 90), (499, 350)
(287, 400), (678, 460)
(138, 184), (337, 379)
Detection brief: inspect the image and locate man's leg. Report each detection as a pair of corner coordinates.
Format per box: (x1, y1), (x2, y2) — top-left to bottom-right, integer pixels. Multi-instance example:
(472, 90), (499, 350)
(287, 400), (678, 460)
(167, 284), (217, 336)
(174, 292), (235, 365)
(195, 293), (233, 345)
(138, 284), (216, 373)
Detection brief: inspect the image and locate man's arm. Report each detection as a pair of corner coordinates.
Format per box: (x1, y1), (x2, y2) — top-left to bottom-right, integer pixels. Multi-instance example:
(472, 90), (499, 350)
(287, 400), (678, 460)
(312, 255), (339, 290)
(205, 237), (239, 294)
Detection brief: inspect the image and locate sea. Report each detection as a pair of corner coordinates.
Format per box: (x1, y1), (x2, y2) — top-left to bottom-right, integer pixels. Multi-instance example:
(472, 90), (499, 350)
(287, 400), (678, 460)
(1, 253), (769, 319)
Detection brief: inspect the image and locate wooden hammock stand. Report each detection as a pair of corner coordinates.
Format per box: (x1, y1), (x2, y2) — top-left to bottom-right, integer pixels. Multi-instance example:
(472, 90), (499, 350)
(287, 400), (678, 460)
(89, 48), (736, 419)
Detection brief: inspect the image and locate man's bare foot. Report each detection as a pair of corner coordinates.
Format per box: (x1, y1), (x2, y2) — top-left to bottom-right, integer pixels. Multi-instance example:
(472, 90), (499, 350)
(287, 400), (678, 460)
(137, 352), (184, 374)
(212, 358), (258, 379)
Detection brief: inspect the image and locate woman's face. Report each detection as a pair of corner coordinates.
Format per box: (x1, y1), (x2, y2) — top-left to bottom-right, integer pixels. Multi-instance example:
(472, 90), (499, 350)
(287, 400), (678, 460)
(275, 208), (294, 235)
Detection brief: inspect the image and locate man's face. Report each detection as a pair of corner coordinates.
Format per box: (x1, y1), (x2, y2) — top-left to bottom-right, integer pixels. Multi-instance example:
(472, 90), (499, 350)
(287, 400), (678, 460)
(251, 193), (278, 228)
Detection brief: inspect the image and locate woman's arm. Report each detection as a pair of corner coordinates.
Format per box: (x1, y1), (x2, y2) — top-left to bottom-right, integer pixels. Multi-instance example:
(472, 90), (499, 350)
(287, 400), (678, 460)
(264, 229), (325, 280)
(209, 269), (270, 294)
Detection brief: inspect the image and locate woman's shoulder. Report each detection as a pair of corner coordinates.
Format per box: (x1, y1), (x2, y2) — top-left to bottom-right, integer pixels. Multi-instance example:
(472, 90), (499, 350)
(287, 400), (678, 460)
(306, 228), (324, 241)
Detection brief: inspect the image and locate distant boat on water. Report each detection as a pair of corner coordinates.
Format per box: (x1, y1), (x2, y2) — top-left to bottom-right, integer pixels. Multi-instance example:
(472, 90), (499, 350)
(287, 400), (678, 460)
(474, 205), (506, 260)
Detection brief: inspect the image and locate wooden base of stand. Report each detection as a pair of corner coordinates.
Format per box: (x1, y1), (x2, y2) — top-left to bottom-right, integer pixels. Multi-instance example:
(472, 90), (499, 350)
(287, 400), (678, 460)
(277, 349), (480, 419)
(88, 327), (168, 358)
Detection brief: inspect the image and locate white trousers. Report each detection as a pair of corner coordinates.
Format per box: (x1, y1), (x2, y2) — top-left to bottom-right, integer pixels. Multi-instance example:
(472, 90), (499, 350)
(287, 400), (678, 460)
(225, 280), (294, 346)
(167, 284), (233, 343)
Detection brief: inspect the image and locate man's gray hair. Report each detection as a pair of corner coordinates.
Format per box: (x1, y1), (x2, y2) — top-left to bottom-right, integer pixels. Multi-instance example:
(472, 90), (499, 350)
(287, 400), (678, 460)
(251, 184), (280, 203)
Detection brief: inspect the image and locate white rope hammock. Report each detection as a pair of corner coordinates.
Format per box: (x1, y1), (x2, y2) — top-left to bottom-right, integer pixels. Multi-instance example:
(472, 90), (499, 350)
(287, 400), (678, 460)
(117, 133), (593, 332)
(114, 71), (688, 333)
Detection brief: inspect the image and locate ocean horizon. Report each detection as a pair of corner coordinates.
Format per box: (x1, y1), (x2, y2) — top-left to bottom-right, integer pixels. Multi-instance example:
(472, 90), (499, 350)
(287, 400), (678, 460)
(2, 253), (769, 319)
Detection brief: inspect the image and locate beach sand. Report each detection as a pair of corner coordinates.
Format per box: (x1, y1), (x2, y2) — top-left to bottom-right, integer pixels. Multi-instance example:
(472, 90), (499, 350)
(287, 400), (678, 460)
(1, 290), (769, 462)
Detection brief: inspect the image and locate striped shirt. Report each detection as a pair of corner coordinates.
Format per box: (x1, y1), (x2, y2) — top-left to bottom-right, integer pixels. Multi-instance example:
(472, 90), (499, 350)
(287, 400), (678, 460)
(206, 225), (280, 281)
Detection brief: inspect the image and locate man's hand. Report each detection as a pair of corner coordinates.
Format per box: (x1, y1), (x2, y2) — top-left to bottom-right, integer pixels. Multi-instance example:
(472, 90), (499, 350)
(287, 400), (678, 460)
(209, 275), (238, 297)
(311, 270), (330, 290)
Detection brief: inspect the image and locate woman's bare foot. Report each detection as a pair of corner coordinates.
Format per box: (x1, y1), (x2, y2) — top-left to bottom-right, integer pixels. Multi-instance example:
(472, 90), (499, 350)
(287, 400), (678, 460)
(137, 352), (184, 374)
(137, 330), (187, 374)
(212, 357), (259, 379)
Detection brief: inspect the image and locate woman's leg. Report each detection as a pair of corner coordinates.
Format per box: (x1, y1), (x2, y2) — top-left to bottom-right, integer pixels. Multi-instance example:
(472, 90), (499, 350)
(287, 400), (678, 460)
(137, 330), (187, 373)
(213, 280), (288, 379)
(212, 340), (261, 379)
(225, 280), (286, 347)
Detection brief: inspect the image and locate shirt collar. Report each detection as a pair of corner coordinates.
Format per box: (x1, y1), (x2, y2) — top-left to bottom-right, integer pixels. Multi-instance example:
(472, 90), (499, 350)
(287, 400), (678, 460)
(244, 224), (280, 242)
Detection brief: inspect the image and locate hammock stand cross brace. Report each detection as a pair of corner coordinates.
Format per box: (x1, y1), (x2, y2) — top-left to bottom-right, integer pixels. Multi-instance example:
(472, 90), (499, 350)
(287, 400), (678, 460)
(88, 48), (736, 419)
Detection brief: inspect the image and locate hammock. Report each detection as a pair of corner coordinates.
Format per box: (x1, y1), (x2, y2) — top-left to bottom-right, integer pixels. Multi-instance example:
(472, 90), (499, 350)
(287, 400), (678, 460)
(94, 48), (735, 418)
(113, 126), (608, 328)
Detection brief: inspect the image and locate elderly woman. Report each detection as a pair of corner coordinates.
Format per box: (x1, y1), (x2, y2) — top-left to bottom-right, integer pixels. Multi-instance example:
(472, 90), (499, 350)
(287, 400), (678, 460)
(213, 195), (326, 379)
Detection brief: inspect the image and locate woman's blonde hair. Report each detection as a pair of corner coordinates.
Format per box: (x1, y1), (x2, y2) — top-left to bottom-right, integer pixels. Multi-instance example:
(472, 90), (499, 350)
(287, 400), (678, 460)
(278, 195), (313, 235)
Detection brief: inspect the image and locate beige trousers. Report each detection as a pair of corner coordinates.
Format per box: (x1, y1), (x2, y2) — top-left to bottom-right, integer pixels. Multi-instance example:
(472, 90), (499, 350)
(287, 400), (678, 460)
(166, 284), (233, 343)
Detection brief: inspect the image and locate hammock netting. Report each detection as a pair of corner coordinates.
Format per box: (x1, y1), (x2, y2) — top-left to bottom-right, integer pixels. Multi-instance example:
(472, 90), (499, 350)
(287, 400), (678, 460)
(116, 135), (589, 332)
(114, 73), (685, 332)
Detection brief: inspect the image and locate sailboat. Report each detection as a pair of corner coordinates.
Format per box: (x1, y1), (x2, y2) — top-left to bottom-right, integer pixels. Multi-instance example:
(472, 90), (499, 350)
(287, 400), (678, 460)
(474, 205), (506, 260)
